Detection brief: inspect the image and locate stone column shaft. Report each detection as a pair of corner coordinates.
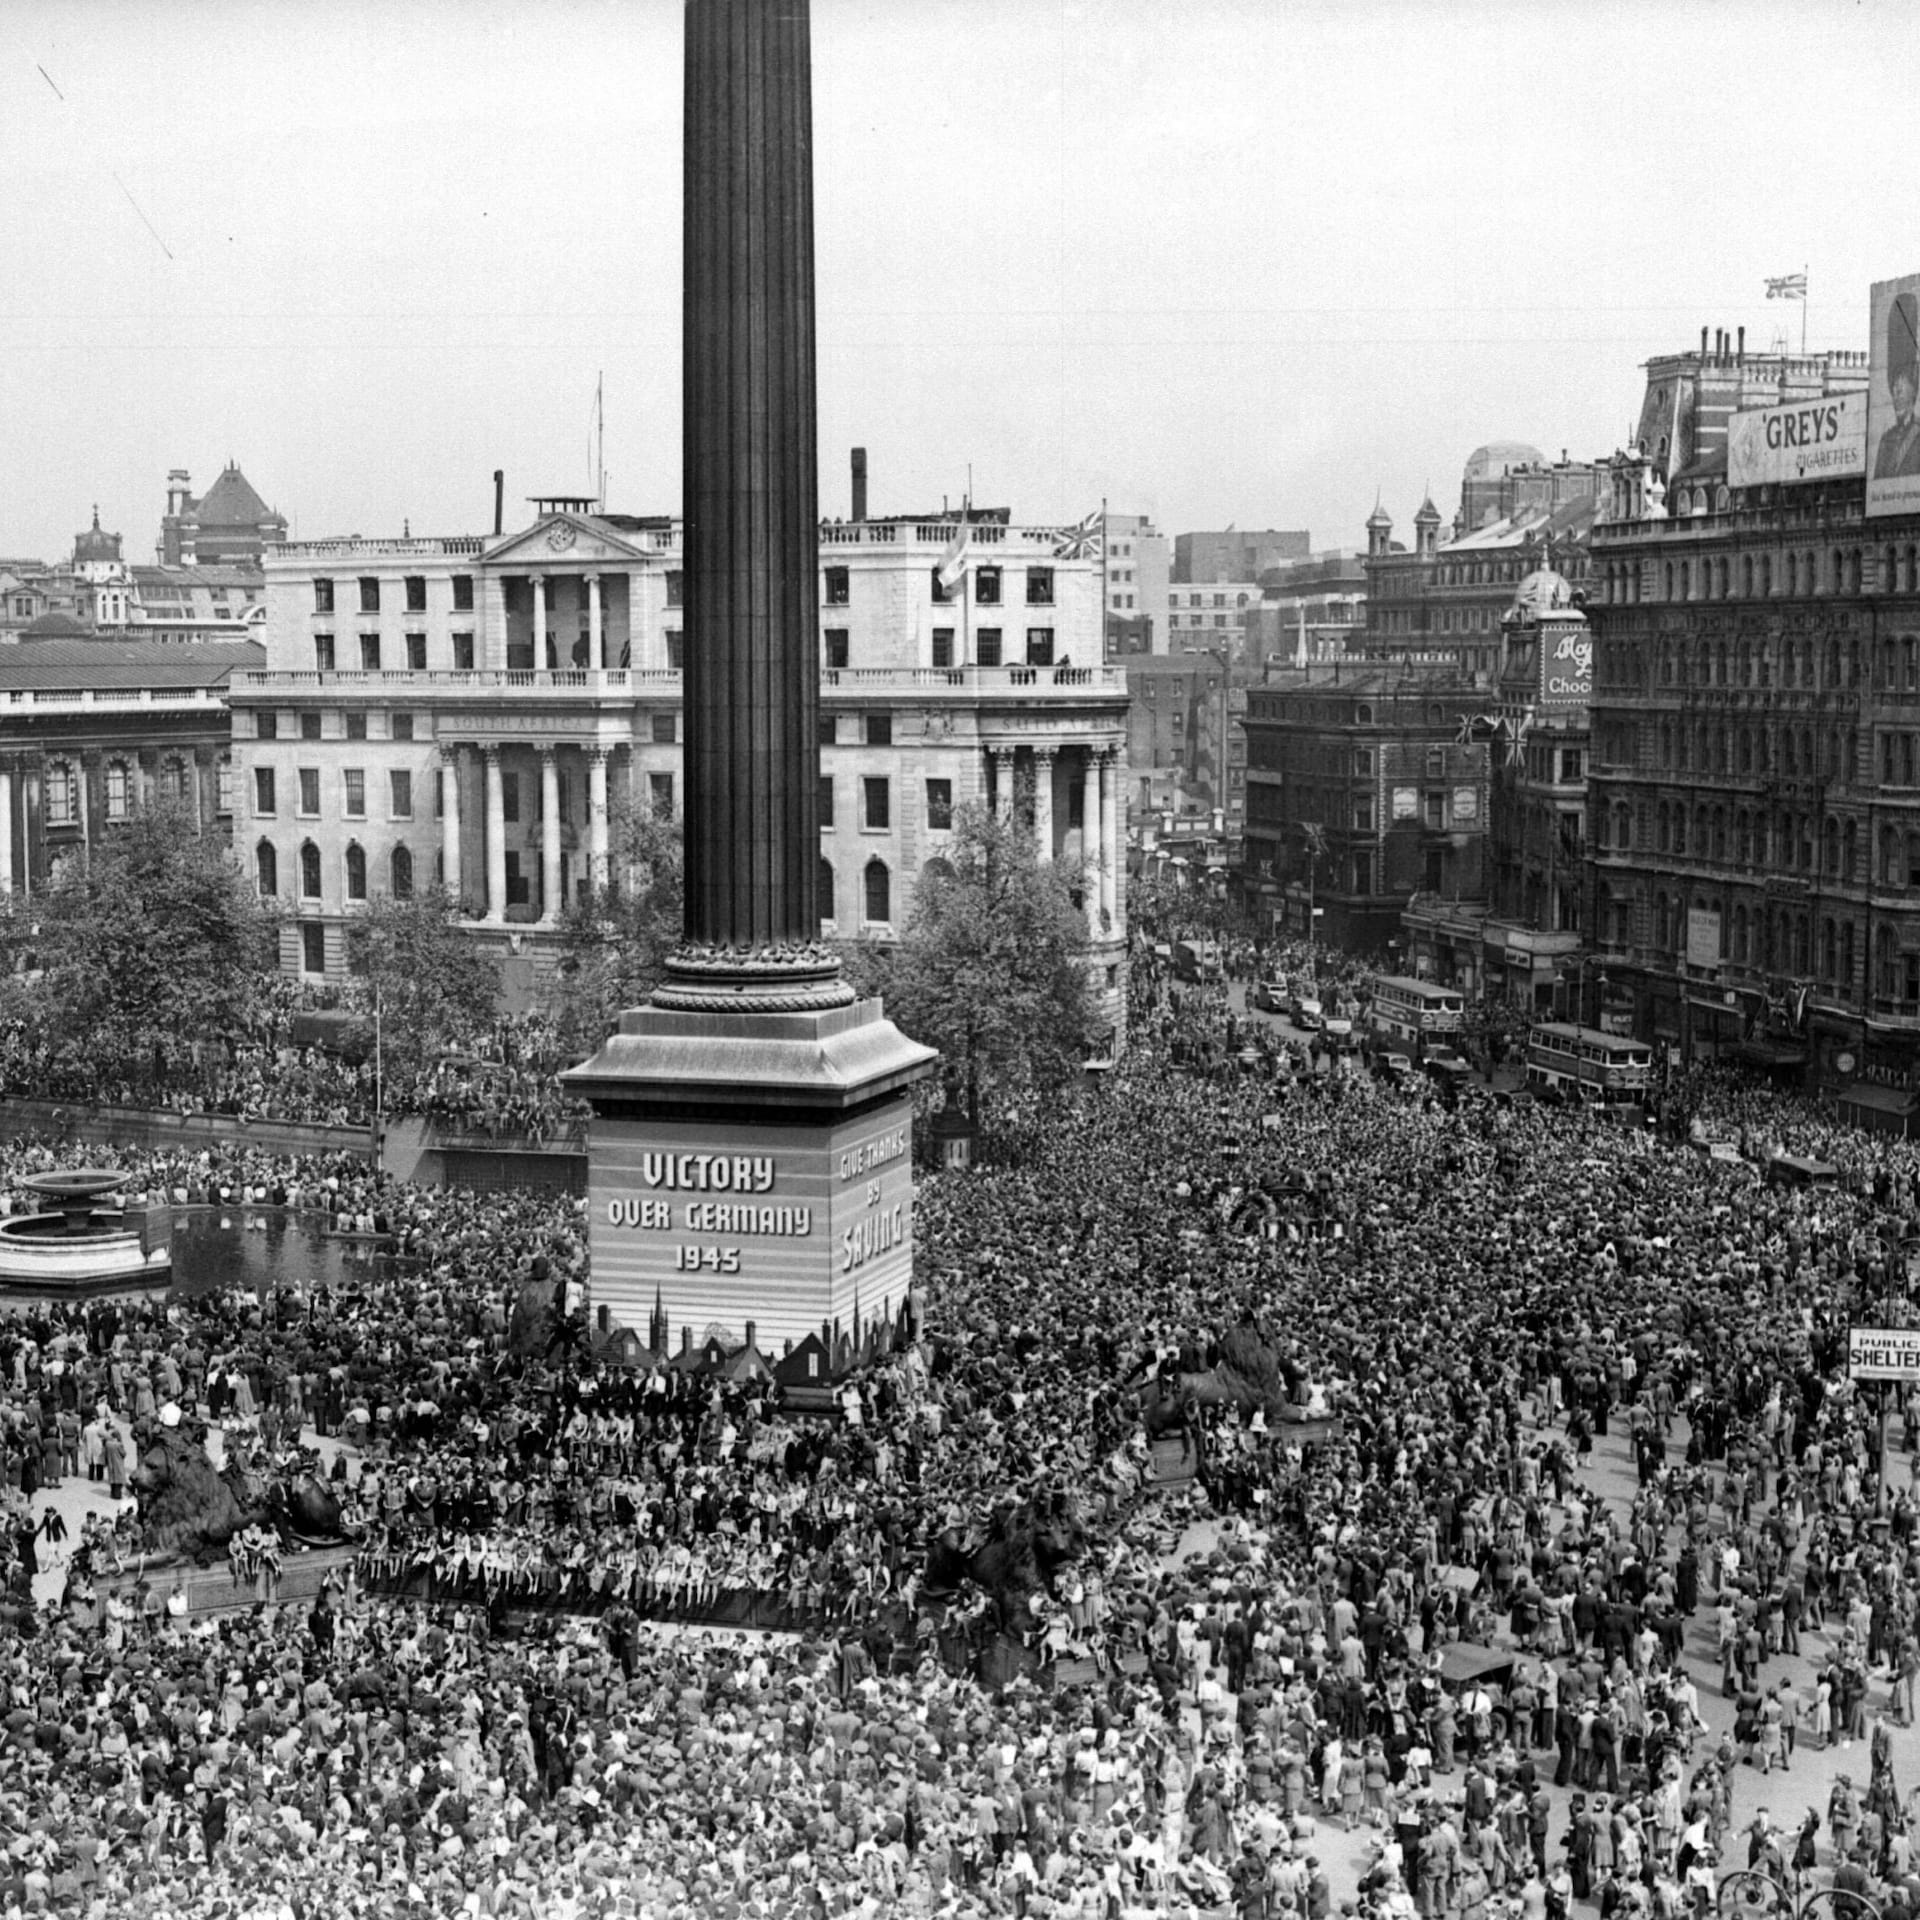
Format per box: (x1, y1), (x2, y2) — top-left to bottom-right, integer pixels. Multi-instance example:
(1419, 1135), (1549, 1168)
(1080, 749), (1099, 931)
(532, 576), (548, 670)
(541, 749), (563, 922)
(0, 762), (13, 896)
(1098, 749), (1117, 928)
(441, 748), (463, 907)
(589, 576), (605, 669)
(1033, 747), (1056, 860)
(680, 0), (822, 952)
(483, 746), (506, 924)
(588, 748), (611, 892)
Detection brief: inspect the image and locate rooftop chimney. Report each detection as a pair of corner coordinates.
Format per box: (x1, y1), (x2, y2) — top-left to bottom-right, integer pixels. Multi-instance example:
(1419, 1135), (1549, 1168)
(493, 470), (504, 537)
(1737, 326), (1745, 360)
(1701, 326), (1709, 357)
(851, 448), (867, 524)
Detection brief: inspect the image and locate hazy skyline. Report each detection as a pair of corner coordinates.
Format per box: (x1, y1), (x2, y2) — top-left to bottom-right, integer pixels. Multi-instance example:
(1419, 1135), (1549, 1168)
(1, 0), (1911, 567)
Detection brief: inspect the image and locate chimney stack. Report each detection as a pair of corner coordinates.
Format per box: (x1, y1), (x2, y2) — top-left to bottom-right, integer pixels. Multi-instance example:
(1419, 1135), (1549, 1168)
(1737, 326), (1746, 360)
(1701, 326), (1709, 357)
(851, 448), (867, 524)
(493, 470), (504, 537)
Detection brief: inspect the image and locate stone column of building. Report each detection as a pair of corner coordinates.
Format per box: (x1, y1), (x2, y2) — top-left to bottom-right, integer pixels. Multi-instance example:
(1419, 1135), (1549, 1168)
(991, 746), (1013, 822)
(587, 747), (610, 893)
(0, 760), (14, 896)
(440, 745), (463, 907)
(589, 577), (604, 670)
(531, 576), (548, 671)
(672, 0), (830, 978)
(540, 747), (563, 922)
(1033, 746), (1056, 859)
(1080, 747), (1100, 931)
(190, 749), (208, 831)
(1098, 746), (1118, 929)
(483, 745), (506, 924)
(78, 753), (94, 863)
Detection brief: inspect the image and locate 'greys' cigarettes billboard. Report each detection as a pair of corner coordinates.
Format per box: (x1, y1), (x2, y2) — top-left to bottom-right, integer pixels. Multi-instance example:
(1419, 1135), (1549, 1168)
(1727, 391), (1864, 489)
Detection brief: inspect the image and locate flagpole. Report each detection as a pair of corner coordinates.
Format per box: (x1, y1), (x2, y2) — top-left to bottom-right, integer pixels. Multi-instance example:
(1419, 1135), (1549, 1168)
(1802, 263), (1808, 356)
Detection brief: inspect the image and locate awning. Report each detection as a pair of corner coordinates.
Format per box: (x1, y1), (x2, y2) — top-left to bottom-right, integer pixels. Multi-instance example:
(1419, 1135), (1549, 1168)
(1731, 1037), (1808, 1068)
(1839, 1082), (1917, 1117)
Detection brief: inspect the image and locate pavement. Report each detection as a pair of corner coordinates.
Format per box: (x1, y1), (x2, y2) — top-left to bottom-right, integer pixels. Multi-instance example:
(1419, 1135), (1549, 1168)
(1160, 1395), (1907, 1901)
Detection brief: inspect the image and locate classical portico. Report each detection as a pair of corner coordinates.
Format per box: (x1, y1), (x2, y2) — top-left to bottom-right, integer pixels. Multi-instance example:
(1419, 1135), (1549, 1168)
(986, 736), (1125, 933)
(437, 737), (627, 925)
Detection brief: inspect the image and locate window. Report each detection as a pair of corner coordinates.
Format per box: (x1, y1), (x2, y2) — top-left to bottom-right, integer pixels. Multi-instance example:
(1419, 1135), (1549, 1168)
(1025, 628), (1055, 666)
(392, 713), (414, 742)
(390, 771), (412, 819)
(665, 570), (684, 608)
(104, 761), (132, 821)
(452, 633), (475, 671)
(345, 842), (367, 901)
(974, 567), (1001, 606)
(665, 633), (683, 669)
(406, 633), (426, 670)
(256, 710), (278, 741)
(931, 627), (954, 669)
(502, 773), (520, 824)
(977, 628), (1003, 667)
(314, 634), (336, 672)
(651, 712), (677, 745)
(649, 772), (675, 814)
(1026, 568), (1055, 606)
(1353, 748), (1374, 776)
(505, 851), (529, 907)
(392, 846), (413, 898)
(819, 776), (834, 828)
(926, 779), (953, 830)
(357, 578), (380, 613)
(254, 768), (276, 816)
(865, 713), (892, 747)
(160, 757), (190, 806)
(255, 841), (277, 897)
(360, 634), (381, 672)
(864, 858), (891, 924)
(824, 629), (849, 670)
(818, 713), (836, 748)
(823, 566), (850, 606)
(300, 841), (322, 898)
(313, 578), (335, 614)
(301, 924), (326, 975)
(404, 575), (426, 613)
(452, 575), (474, 612)
(819, 858), (837, 924)
(300, 711), (322, 742)
(1353, 796), (1374, 832)
(863, 776), (890, 830)
(346, 712), (367, 741)
(1424, 792), (1445, 830)
(215, 755), (234, 816)
(298, 768), (320, 815)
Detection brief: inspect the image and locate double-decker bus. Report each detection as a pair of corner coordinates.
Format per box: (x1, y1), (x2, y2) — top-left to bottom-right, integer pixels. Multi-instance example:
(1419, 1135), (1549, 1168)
(1365, 975), (1465, 1049)
(1525, 1022), (1654, 1107)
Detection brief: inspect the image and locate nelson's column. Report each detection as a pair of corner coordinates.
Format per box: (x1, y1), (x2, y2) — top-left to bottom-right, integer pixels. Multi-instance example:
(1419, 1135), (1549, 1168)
(565, 0), (936, 1363)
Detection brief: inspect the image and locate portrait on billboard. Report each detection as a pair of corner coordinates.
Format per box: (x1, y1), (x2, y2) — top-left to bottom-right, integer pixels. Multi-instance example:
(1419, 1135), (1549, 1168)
(1868, 274), (1920, 516)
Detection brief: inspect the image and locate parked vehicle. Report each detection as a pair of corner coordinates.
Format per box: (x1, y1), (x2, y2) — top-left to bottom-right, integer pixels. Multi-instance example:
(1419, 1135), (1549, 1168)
(1289, 995), (1324, 1029)
(1251, 978), (1289, 1014)
(1172, 939), (1224, 984)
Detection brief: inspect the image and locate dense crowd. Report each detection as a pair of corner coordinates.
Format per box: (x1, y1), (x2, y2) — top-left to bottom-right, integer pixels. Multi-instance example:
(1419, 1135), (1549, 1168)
(0, 949), (1915, 1914)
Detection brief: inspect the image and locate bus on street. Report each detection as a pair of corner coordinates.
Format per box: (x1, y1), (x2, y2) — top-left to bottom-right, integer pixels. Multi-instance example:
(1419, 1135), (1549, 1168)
(1524, 1022), (1654, 1107)
(1365, 975), (1465, 1050)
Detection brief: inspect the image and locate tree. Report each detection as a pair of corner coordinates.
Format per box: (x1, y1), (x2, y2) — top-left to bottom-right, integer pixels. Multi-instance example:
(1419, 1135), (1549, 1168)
(546, 801), (684, 1057)
(26, 803), (281, 1086)
(849, 803), (1100, 1129)
(340, 887), (499, 1084)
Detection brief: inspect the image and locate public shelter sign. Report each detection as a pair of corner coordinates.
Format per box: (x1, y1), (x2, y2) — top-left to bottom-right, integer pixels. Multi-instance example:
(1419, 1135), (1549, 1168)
(1848, 1324), (1920, 1381)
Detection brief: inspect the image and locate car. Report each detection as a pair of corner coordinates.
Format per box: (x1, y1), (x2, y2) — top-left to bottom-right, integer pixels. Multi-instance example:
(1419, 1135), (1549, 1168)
(1289, 995), (1324, 1029)
(1323, 1015), (1354, 1041)
(1377, 1051), (1415, 1083)
(1423, 1047), (1474, 1085)
(1251, 979), (1288, 1014)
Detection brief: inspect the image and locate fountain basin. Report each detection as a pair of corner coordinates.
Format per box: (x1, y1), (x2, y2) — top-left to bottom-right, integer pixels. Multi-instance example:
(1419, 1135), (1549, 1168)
(0, 1170), (172, 1301)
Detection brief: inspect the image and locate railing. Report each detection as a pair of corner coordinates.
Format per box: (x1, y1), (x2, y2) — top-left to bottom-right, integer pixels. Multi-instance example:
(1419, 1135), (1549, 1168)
(239, 664), (1123, 695)
(820, 664), (1123, 692)
(278, 536), (487, 559)
(11, 686), (223, 708)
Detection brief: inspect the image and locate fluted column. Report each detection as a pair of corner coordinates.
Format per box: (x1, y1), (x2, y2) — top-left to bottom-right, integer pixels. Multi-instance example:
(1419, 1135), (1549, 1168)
(991, 747), (1014, 823)
(483, 746), (506, 924)
(540, 748), (563, 922)
(589, 576), (605, 669)
(588, 748), (611, 893)
(1080, 748), (1099, 932)
(1098, 747), (1118, 930)
(1033, 747), (1056, 860)
(531, 576), (549, 670)
(679, 0), (823, 955)
(0, 760), (14, 896)
(440, 746), (463, 907)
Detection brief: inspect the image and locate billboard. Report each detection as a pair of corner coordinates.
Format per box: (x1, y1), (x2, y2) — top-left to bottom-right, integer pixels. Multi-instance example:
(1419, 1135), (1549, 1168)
(1727, 391), (1866, 488)
(1849, 1324), (1920, 1382)
(1538, 624), (1592, 709)
(1868, 272), (1920, 518)
(1685, 907), (1722, 971)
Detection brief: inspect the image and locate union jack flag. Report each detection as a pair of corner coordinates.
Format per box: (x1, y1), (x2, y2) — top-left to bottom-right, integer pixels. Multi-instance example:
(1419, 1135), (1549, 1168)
(1053, 509), (1104, 561)
(1765, 273), (1807, 301)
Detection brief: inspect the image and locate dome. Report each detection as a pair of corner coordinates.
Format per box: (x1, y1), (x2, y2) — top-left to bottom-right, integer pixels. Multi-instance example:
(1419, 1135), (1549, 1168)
(20, 612), (92, 638)
(1464, 442), (1545, 482)
(72, 508), (120, 567)
(1511, 566), (1573, 614)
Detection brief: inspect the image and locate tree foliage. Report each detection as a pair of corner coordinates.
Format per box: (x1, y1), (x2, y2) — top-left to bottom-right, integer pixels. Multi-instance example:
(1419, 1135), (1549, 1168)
(340, 887), (499, 1082)
(25, 804), (281, 1083)
(847, 804), (1101, 1126)
(546, 802), (684, 1058)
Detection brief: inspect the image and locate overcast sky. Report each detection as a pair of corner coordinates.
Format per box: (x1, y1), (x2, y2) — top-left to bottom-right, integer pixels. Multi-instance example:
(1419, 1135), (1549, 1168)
(0, 0), (1909, 565)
